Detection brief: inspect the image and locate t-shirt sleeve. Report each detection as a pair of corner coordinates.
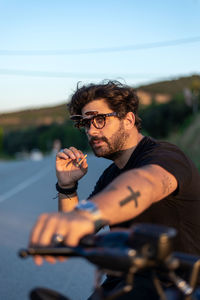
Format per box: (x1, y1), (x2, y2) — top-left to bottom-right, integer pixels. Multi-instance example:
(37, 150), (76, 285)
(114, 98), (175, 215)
(87, 163), (116, 199)
(87, 175), (104, 199)
(135, 142), (193, 194)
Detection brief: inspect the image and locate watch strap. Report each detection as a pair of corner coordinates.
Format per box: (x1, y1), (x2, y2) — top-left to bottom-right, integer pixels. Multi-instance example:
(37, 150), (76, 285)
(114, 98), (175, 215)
(75, 200), (108, 231)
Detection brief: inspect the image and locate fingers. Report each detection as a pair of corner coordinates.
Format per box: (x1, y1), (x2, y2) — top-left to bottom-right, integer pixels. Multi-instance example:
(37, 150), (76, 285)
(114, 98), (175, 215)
(81, 159), (88, 169)
(30, 214), (55, 246)
(29, 211), (95, 265)
(63, 213), (95, 247)
(30, 213), (68, 265)
(33, 255), (44, 266)
(56, 148), (87, 166)
(44, 256), (57, 264)
(56, 148), (88, 187)
(33, 255), (57, 266)
(33, 255), (66, 266)
(74, 154), (88, 170)
(30, 214), (49, 246)
(57, 256), (67, 262)
(62, 147), (83, 160)
(30, 213), (71, 247)
(77, 154), (87, 166)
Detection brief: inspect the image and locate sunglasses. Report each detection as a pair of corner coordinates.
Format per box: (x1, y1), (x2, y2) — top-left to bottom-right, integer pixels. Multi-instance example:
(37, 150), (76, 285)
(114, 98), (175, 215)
(70, 112), (118, 130)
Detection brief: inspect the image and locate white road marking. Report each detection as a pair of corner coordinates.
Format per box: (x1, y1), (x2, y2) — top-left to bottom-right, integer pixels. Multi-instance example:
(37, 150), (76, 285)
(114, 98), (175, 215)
(0, 166), (51, 203)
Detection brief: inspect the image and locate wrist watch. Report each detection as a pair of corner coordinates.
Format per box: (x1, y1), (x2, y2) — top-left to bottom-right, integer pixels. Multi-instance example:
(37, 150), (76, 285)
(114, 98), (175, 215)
(75, 200), (107, 231)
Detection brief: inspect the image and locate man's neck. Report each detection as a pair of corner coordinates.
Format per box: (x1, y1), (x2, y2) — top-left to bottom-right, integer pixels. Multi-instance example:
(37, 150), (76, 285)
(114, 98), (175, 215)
(114, 133), (144, 169)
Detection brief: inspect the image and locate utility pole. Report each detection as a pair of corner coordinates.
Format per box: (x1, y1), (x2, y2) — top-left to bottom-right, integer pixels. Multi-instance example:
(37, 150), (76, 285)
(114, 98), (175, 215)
(184, 77), (200, 115)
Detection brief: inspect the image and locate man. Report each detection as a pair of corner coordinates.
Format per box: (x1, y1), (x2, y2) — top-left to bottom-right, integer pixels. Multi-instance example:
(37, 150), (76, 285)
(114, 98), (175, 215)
(30, 80), (200, 299)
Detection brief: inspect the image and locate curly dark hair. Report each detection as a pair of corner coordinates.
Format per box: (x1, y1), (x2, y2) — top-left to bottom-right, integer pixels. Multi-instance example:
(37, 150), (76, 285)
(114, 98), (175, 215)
(68, 80), (142, 130)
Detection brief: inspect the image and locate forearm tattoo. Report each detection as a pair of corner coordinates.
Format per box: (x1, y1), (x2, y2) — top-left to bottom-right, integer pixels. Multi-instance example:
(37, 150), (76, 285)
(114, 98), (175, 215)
(119, 186), (140, 208)
(161, 174), (173, 195)
(107, 185), (117, 192)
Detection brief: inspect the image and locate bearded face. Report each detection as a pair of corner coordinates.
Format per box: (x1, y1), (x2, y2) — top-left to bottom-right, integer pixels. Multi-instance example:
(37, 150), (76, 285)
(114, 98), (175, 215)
(89, 120), (129, 160)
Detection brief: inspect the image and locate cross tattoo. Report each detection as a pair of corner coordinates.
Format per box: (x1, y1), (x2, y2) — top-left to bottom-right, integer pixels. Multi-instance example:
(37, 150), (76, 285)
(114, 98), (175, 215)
(119, 186), (140, 208)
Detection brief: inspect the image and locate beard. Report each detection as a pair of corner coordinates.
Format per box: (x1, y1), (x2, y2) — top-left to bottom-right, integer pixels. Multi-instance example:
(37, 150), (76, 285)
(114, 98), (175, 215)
(89, 122), (129, 160)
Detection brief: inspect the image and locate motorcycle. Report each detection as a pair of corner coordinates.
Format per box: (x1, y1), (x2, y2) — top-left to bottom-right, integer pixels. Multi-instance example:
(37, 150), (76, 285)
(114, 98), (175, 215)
(19, 223), (200, 300)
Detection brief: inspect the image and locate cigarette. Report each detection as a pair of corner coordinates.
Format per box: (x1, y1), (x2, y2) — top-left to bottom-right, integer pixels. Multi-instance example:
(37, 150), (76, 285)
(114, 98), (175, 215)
(76, 154), (87, 167)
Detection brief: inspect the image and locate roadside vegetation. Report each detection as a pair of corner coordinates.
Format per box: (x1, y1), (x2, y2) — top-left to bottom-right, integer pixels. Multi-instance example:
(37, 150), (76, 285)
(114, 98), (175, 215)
(167, 113), (200, 169)
(139, 98), (200, 168)
(0, 75), (200, 168)
(0, 120), (89, 157)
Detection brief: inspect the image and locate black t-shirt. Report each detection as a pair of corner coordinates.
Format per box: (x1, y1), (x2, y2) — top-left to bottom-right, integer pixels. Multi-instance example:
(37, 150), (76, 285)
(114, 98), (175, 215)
(88, 136), (200, 255)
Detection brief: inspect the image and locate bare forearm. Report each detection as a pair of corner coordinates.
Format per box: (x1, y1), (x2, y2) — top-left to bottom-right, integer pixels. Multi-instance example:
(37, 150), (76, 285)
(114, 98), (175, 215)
(92, 173), (152, 224)
(90, 165), (177, 225)
(58, 192), (79, 212)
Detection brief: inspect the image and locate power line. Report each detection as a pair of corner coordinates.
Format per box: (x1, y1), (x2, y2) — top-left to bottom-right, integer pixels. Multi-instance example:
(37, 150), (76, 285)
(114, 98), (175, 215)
(0, 36), (200, 56)
(0, 69), (162, 79)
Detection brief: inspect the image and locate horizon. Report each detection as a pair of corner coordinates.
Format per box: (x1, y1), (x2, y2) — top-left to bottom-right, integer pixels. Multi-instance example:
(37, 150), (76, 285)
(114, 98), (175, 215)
(1, 72), (199, 115)
(0, 1), (200, 113)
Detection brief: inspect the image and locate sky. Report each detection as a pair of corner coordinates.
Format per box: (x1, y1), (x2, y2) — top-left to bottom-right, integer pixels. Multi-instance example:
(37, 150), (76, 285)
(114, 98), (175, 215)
(0, 0), (200, 113)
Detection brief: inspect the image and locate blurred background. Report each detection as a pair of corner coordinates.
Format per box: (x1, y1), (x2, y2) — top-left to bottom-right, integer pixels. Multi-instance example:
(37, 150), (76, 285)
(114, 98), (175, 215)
(0, 0), (200, 165)
(0, 1), (200, 299)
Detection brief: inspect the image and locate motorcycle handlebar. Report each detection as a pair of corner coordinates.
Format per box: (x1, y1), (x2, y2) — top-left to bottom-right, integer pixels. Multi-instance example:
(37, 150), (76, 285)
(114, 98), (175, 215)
(19, 224), (179, 273)
(19, 224), (200, 297)
(19, 224), (200, 275)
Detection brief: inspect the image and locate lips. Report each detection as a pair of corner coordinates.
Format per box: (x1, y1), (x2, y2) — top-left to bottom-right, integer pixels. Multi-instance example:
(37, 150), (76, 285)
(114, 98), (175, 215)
(90, 138), (105, 147)
(92, 140), (104, 146)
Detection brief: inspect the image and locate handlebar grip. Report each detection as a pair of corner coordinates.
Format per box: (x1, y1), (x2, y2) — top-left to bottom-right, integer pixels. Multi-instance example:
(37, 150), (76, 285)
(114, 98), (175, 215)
(19, 249), (30, 258)
(18, 247), (79, 258)
(18, 246), (136, 272)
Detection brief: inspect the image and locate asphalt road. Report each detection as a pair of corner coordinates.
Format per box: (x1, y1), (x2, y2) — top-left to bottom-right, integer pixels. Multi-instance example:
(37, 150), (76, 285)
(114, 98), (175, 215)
(0, 153), (110, 300)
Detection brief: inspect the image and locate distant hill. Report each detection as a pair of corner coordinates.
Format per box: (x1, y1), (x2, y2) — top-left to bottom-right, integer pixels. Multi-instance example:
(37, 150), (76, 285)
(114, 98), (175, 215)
(0, 103), (69, 131)
(137, 74), (200, 96)
(137, 74), (200, 105)
(0, 74), (199, 131)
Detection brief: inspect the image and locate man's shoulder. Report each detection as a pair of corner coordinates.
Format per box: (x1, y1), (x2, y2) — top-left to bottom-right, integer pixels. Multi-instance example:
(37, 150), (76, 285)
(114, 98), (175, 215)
(140, 136), (188, 156)
(129, 136), (200, 178)
(141, 136), (179, 149)
(139, 136), (200, 188)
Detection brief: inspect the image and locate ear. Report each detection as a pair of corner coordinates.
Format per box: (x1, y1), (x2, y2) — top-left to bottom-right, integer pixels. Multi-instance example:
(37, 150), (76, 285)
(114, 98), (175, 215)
(124, 112), (135, 129)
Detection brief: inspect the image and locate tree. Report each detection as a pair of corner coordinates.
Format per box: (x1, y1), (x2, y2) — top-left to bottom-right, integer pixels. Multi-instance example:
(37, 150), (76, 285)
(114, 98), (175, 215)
(0, 127), (3, 153)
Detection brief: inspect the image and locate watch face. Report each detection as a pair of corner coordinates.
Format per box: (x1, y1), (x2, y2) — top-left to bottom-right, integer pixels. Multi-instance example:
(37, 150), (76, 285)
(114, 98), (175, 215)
(75, 201), (106, 231)
(76, 201), (97, 213)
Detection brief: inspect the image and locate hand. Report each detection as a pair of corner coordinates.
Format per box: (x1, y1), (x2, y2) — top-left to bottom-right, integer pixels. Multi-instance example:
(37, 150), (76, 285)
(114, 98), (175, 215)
(56, 147), (88, 187)
(29, 211), (95, 265)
